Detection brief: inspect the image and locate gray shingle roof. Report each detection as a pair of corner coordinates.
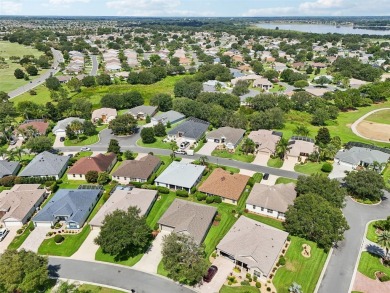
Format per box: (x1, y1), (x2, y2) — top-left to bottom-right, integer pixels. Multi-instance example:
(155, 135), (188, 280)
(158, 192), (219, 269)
(217, 216), (288, 277)
(19, 151), (69, 177)
(0, 160), (21, 178)
(128, 105), (157, 117)
(33, 188), (101, 226)
(336, 147), (390, 166)
(152, 110), (185, 124)
(52, 117), (85, 134)
(158, 199), (217, 244)
(168, 117), (209, 141)
(155, 162), (205, 189)
(206, 127), (245, 147)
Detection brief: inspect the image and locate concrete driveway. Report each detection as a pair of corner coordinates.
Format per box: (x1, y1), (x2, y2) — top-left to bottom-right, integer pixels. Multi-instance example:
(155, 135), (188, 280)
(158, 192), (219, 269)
(281, 156), (298, 171)
(197, 141), (218, 156)
(53, 135), (65, 148)
(133, 230), (170, 274)
(329, 162), (353, 179)
(72, 228), (100, 260)
(197, 256), (235, 293)
(261, 174), (278, 186)
(252, 152), (270, 166)
(0, 227), (18, 253)
(19, 227), (49, 252)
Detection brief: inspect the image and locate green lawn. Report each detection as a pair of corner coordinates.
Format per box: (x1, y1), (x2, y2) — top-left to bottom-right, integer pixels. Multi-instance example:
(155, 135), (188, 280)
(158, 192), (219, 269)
(137, 137), (171, 149)
(74, 151), (93, 159)
(358, 252), (390, 279)
(219, 285), (259, 293)
(267, 157), (284, 168)
(157, 260), (169, 277)
(11, 84), (52, 105)
(146, 192), (176, 229)
(0, 41), (49, 93)
(38, 225), (91, 257)
(383, 165), (390, 189)
(269, 83), (286, 93)
(8, 222), (34, 250)
(364, 109), (390, 125)
(78, 284), (126, 293)
(244, 212), (285, 231)
(64, 134), (100, 146)
(58, 180), (87, 189)
(294, 162), (326, 175)
(275, 177), (298, 185)
(95, 247), (144, 267)
(212, 147), (255, 163)
(366, 222), (379, 243)
(273, 236), (328, 293)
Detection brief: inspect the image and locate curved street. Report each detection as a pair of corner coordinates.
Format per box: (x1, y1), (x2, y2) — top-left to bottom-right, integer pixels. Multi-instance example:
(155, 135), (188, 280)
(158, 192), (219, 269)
(8, 48), (64, 99)
(350, 108), (390, 143)
(48, 257), (195, 293)
(90, 54), (98, 76)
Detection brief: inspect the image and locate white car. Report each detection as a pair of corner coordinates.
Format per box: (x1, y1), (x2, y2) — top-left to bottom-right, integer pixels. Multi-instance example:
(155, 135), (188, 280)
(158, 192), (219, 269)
(0, 228), (9, 242)
(80, 147), (91, 151)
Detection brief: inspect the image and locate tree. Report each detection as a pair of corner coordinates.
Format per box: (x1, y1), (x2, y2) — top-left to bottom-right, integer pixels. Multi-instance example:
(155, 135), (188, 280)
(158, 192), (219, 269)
(95, 207), (152, 259)
(6, 147), (26, 162)
(378, 231), (390, 260)
(150, 93), (173, 112)
(284, 193), (349, 250)
(153, 122), (166, 137)
(276, 137), (290, 160)
(344, 170), (385, 201)
(107, 139), (120, 154)
(296, 174), (347, 208)
(199, 155), (209, 166)
(45, 76), (61, 91)
(109, 114), (137, 136)
(263, 69), (279, 81)
(315, 127), (331, 146)
(293, 80), (309, 89)
(82, 76), (96, 87)
(0, 249), (49, 293)
(311, 108), (329, 126)
(141, 127), (156, 144)
(293, 125), (310, 136)
(315, 76), (331, 86)
(98, 171), (111, 185)
(26, 65), (38, 76)
(241, 138), (256, 155)
(124, 150), (135, 160)
(69, 120), (83, 140)
(14, 68), (24, 79)
(96, 73), (112, 86)
(83, 121), (97, 136)
(85, 170), (98, 183)
(0, 91), (9, 102)
(25, 136), (52, 153)
(67, 77), (82, 92)
(161, 233), (208, 284)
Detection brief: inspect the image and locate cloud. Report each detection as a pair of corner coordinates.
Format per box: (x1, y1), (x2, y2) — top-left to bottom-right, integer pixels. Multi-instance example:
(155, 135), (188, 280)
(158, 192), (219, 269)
(243, 7), (296, 17)
(299, 0), (344, 10)
(0, 1), (22, 15)
(48, 0), (90, 4)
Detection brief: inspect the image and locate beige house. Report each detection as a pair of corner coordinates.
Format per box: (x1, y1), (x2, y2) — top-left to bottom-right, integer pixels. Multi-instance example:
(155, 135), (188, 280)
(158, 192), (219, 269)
(253, 78), (273, 91)
(92, 108), (117, 124)
(248, 130), (282, 155)
(287, 138), (316, 158)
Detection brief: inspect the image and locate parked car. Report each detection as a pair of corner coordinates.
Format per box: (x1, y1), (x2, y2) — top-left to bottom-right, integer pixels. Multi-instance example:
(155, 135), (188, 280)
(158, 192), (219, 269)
(0, 228), (9, 242)
(80, 147), (91, 151)
(180, 141), (190, 149)
(263, 173), (269, 180)
(67, 154), (73, 158)
(203, 265), (218, 282)
(9, 140), (16, 145)
(174, 150), (187, 155)
(59, 137), (65, 142)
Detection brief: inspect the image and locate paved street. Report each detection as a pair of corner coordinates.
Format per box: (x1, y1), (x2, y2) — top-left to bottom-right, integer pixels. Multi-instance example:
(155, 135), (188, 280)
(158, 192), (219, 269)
(48, 257), (195, 293)
(8, 48), (64, 98)
(90, 55), (98, 76)
(318, 195), (390, 293)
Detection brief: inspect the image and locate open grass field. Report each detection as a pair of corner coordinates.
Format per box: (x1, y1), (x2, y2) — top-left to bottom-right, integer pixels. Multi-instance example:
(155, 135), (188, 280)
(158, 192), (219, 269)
(219, 285), (259, 293)
(273, 236), (328, 293)
(364, 109), (390, 125)
(358, 252), (390, 279)
(383, 165), (390, 189)
(0, 41), (49, 93)
(11, 84), (52, 105)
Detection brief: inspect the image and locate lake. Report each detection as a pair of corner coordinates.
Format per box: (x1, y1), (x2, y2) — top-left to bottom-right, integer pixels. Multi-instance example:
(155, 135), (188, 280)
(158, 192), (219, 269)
(256, 22), (390, 36)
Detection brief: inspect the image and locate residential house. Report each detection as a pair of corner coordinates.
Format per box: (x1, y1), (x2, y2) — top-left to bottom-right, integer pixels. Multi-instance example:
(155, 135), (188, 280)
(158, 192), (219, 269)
(167, 117), (210, 144)
(90, 187), (157, 228)
(349, 78), (368, 89)
(19, 151), (69, 179)
(158, 199), (217, 244)
(253, 78), (273, 91)
(0, 184), (47, 227)
(52, 117), (85, 137)
(206, 127), (245, 150)
(287, 137), (316, 158)
(0, 160), (21, 178)
(305, 88), (330, 97)
(198, 168), (249, 205)
(18, 120), (49, 139)
(155, 161), (205, 193)
(91, 108), (117, 124)
(67, 153), (117, 180)
(248, 130), (282, 155)
(112, 155), (161, 184)
(151, 110), (185, 126)
(246, 183), (297, 220)
(335, 146), (390, 171)
(33, 188), (103, 229)
(216, 216), (289, 280)
(128, 105), (158, 120)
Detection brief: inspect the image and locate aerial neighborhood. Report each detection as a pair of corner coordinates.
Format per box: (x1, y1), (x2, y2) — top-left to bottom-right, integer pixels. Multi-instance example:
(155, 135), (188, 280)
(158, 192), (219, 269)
(0, 12), (390, 293)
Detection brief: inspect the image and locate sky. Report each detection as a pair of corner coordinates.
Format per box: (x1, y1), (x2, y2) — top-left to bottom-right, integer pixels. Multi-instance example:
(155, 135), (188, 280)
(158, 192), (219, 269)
(0, 0), (390, 17)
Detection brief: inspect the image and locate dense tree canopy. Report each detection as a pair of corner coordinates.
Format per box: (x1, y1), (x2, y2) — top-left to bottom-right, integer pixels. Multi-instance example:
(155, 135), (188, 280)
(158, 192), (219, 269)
(25, 136), (53, 153)
(109, 114), (137, 135)
(101, 92), (144, 110)
(344, 170), (385, 201)
(150, 93), (173, 112)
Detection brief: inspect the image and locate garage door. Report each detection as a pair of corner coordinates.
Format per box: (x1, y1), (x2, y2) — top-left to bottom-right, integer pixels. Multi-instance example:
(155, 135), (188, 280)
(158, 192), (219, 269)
(4, 221), (23, 227)
(34, 222), (52, 228)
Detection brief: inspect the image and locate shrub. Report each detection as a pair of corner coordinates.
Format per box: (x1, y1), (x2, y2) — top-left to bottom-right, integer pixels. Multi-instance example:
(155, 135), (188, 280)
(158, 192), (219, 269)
(240, 280), (250, 286)
(157, 186), (170, 194)
(253, 275), (257, 282)
(247, 177), (255, 187)
(29, 225), (35, 232)
(47, 232), (53, 237)
(267, 287), (271, 292)
(277, 256), (286, 266)
(130, 182), (143, 188)
(196, 192), (207, 201)
(176, 190), (189, 197)
(0, 175), (17, 187)
(211, 252), (217, 258)
(213, 196), (222, 203)
(17, 228), (23, 235)
(228, 281), (232, 286)
(54, 234), (64, 244)
(214, 214), (222, 222)
(379, 275), (390, 282)
(256, 282), (261, 288)
(191, 186), (197, 194)
(206, 196), (214, 204)
(246, 273), (251, 279)
(287, 235), (291, 241)
(141, 184), (157, 190)
(321, 162), (333, 173)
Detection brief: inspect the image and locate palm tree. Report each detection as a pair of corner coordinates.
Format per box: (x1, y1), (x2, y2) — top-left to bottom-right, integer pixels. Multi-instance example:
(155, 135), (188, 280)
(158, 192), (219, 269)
(378, 231), (390, 261)
(9, 147), (26, 162)
(199, 156), (209, 166)
(69, 120), (83, 141)
(289, 282), (303, 293)
(293, 125), (310, 137)
(241, 138), (255, 155)
(276, 138), (290, 160)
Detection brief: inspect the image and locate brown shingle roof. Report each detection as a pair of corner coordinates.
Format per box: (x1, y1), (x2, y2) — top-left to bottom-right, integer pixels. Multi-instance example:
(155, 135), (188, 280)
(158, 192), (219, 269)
(198, 168), (249, 201)
(112, 155), (161, 180)
(68, 153), (116, 175)
(19, 121), (49, 135)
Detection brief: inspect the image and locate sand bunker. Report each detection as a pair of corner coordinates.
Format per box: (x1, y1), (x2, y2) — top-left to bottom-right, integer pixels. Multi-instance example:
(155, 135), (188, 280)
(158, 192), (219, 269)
(356, 121), (390, 142)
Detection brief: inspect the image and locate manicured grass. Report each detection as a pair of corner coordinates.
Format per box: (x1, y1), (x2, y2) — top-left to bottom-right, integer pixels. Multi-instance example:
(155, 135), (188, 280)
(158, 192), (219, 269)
(7, 222), (34, 250)
(219, 285), (259, 293)
(364, 109), (390, 125)
(78, 284), (126, 293)
(366, 221), (379, 243)
(95, 247), (144, 267)
(74, 151), (93, 159)
(294, 162), (326, 175)
(155, 155), (173, 176)
(244, 212), (285, 231)
(38, 225), (91, 257)
(358, 252), (390, 279)
(157, 260), (169, 277)
(383, 165), (390, 189)
(64, 134), (100, 146)
(0, 41), (49, 93)
(275, 177), (298, 185)
(137, 137), (171, 149)
(267, 157), (284, 168)
(146, 192), (176, 229)
(11, 84), (52, 105)
(269, 83), (286, 93)
(58, 180), (87, 189)
(273, 236), (328, 293)
(212, 147), (255, 163)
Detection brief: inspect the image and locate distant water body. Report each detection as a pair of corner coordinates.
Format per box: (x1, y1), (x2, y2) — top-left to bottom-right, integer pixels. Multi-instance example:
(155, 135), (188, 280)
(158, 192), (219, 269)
(256, 22), (390, 36)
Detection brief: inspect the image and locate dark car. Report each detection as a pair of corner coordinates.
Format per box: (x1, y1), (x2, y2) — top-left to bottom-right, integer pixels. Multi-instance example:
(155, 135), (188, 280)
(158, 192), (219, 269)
(59, 137), (65, 142)
(203, 265), (218, 283)
(263, 173), (270, 180)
